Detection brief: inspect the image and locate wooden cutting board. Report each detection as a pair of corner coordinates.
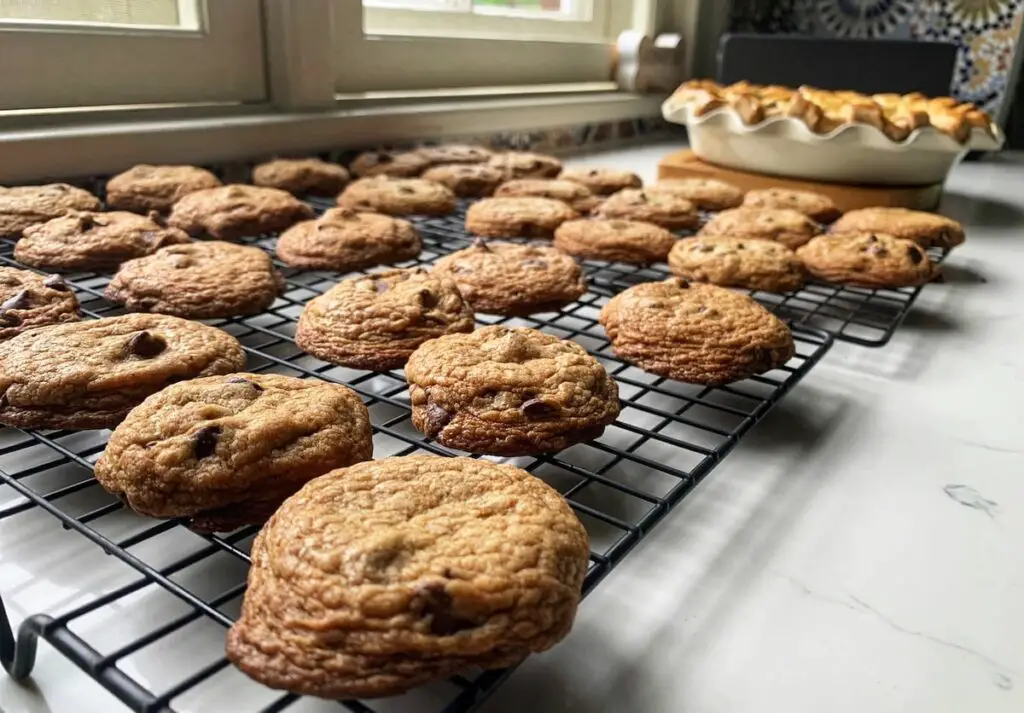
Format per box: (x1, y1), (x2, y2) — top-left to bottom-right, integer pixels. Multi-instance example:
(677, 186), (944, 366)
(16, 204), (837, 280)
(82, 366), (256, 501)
(658, 149), (943, 212)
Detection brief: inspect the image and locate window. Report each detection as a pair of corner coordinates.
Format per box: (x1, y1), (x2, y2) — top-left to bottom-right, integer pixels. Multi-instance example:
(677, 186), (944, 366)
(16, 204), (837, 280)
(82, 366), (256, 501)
(335, 0), (639, 93)
(0, 0), (265, 110)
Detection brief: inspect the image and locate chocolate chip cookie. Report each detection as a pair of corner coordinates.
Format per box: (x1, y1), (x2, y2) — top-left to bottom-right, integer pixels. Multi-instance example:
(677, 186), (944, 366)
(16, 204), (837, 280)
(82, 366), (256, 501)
(494, 179), (601, 213)
(225, 454), (590, 699)
(0, 269), (80, 341)
(338, 177), (457, 216)
(296, 268), (475, 371)
(645, 178), (745, 211)
(487, 151), (563, 180)
(420, 164), (504, 198)
(554, 219), (676, 264)
(559, 168), (642, 196)
(105, 165), (222, 214)
(0, 184), (101, 238)
(741, 188), (842, 223)
(599, 278), (795, 385)
(594, 189), (701, 231)
(94, 373), (372, 532)
(699, 207), (822, 249)
(415, 144), (493, 166)
(796, 232), (938, 288)
(433, 241), (586, 315)
(465, 197), (579, 238)
(15, 211), (191, 272)
(349, 150), (430, 178)
(0, 314), (246, 429)
(252, 158), (350, 197)
(167, 185), (315, 240)
(830, 207), (965, 249)
(407, 326), (619, 455)
(276, 208), (422, 271)
(105, 241), (284, 319)
(668, 237), (806, 292)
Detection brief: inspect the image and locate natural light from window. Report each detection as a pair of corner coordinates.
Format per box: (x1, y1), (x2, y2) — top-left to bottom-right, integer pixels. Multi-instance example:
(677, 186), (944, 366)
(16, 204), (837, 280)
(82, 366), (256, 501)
(0, 0), (196, 28)
(363, 0), (590, 22)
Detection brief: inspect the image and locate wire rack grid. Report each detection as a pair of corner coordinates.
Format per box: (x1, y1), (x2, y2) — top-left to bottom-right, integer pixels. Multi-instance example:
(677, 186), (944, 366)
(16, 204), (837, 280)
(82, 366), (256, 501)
(1, 194), (831, 713)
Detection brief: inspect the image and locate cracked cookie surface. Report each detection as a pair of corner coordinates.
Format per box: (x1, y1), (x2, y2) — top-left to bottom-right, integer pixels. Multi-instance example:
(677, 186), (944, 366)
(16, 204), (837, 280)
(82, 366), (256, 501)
(600, 278), (795, 385)
(830, 207), (965, 248)
(105, 241), (285, 318)
(668, 236), (806, 292)
(554, 218), (676, 265)
(0, 183), (102, 238)
(645, 178), (744, 211)
(699, 207), (822, 249)
(420, 164), (504, 198)
(276, 208), (422, 271)
(796, 232), (938, 287)
(559, 167), (642, 196)
(349, 150), (430, 178)
(741, 188), (842, 223)
(0, 314), (245, 429)
(432, 241), (586, 315)
(465, 196), (579, 238)
(94, 373), (372, 531)
(494, 179), (601, 213)
(252, 158), (350, 196)
(225, 454), (590, 699)
(167, 184), (314, 240)
(594, 189), (700, 230)
(487, 151), (563, 180)
(338, 177), (456, 216)
(15, 210), (191, 272)
(0, 269), (80, 341)
(105, 165), (222, 214)
(296, 268), (475, 371)
(406, 326), (619, 455)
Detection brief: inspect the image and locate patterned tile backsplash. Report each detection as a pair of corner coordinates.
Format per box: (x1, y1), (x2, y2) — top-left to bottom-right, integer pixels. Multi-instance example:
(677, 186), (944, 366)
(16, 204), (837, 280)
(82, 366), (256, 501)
(729, 0), (1024, 117)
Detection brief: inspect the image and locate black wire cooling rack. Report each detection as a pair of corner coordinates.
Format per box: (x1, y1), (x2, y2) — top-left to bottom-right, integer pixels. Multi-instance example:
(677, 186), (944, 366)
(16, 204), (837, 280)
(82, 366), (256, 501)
(0, 192), (832, 713)
(404, 201), (947, 347)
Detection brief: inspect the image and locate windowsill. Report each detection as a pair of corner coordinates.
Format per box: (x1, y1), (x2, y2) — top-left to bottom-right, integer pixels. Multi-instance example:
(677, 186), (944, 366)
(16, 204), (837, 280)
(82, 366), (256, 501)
(0, 90), (666, 183)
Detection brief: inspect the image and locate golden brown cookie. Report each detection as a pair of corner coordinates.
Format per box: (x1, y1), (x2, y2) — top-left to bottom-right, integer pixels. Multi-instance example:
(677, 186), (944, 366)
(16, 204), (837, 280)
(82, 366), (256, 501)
(225, 455), (590, 699)
(796, 232), (939, 287)
(487, 151), (563, 179)
(699, 207), (822, 249)
(554, 219), (676, 264)
(337, 177), (457, 216)
(465, 197), (579, 238)
(349, 150), (430, 178)
(105, 165), (222, 214)
(559, 168), (643, 196)
(94, 373), (372, 532)
(645, 178), (745, 211)
(741, 188), (842, 223)
(15, 211), (191, 272)
(0, 314), (246, 430)
(668, 237), (806, 292)
(420, 164), (504, 198)
(0, 269), (80, 341)
(0, 184), (101, 238)
(830, 207), (965, 248)
(104, 241), (284, 319)
(415, 144), (493, 166)
(276, 208), (422, 271)
(599, 278), (795, 385)
(252, 158), (350, 197)
(494, 179), (601, 213)
(594, 189), (701, 230)
(433, 240), (586, 315)
(407, 327), (619, 455)
(296, 268), (475, 371)
(167, 185), (314, 240)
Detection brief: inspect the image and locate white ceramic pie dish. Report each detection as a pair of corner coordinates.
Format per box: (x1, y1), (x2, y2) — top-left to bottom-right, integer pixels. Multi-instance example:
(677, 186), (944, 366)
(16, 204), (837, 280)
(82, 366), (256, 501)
(662, 97), (1005, 186)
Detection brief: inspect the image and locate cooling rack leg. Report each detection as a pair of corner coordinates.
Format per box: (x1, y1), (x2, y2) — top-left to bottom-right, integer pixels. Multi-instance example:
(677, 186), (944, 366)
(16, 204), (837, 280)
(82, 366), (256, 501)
(0, 594), (42, 680)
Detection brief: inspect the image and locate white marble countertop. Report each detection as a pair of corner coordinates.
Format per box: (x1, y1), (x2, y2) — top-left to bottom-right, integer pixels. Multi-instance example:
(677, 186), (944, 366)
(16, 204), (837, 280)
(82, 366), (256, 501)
(2, 143), (1023, 713)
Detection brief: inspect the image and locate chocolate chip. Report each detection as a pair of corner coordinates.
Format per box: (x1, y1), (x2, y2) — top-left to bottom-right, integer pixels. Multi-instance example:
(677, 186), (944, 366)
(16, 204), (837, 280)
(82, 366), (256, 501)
(397, 186), (415, 195)
(588, 169), (599, 176)
(418, 289), (438, 308)
(76, 215), (95, 231)
(521, 398), (557, 417)
(0, 290), (31, 311)
(522, 258), (548, 268)
(423, 402), (452, 436)
(126, 331), (166, 358)
(736, 242), (745, 249)
(375, 280), (390, 293)
(415, 583), (476, 636)
(673, 277), (690, 289)
(697, 244), (715, 253)
(872, 246), (889, 257)
(375, 153), (394, 164)
(0, 312), (21, 327)
(868, 234), (879, 243)
(192, 425), (221, 459)
(637, 192), (648, 203)
(907, 246), (923, 264)
(43, 274), (69, 291)
(227, 376), (263, 391)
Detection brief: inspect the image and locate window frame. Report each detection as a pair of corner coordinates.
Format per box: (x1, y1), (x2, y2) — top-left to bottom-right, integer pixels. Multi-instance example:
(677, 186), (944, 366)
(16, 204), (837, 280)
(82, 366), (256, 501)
(0, 0), (266, 111)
